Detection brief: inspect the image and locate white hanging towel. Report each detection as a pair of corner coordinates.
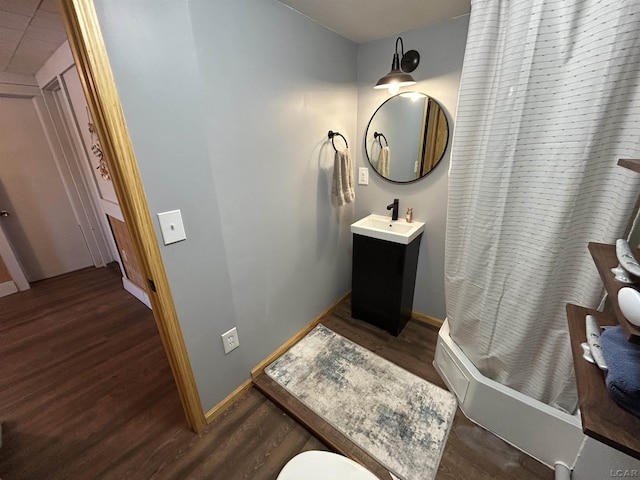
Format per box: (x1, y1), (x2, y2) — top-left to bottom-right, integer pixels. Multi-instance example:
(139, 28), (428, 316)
(377, 146), (390, 177)
(332, 148), (355, 206)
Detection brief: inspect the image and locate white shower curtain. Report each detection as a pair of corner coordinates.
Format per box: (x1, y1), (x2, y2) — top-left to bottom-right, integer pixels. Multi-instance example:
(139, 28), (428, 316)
(446, 0), (640, 411)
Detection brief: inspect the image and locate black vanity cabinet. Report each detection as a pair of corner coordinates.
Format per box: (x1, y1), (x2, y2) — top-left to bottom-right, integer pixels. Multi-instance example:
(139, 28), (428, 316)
(351, 233), (423, 336)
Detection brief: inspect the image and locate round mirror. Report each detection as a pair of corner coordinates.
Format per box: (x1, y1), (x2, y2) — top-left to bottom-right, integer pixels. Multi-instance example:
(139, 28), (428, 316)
(365, 92), (449, 183)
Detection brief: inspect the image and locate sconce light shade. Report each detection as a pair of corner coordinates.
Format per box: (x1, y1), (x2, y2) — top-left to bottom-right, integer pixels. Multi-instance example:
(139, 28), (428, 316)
(374, 37), (420, 94)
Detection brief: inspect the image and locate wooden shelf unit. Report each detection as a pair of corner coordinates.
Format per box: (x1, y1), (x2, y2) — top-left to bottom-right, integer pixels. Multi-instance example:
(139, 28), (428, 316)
(566, 304), (640, 459)
(564, 157), (640, 460)
(588, 242), (640, 342)
(617, 158), (640, 173)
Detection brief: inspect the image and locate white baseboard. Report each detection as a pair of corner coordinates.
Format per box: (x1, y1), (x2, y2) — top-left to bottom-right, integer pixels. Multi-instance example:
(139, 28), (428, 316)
(0, 280), (18, 298)
(122, 277), (151, 309)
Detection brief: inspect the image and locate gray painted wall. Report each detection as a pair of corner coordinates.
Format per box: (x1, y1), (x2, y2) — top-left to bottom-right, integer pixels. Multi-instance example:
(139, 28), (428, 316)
(189, 0), (356, 379)
(94, 0), (357, 411)
(356, 15), (469, 319)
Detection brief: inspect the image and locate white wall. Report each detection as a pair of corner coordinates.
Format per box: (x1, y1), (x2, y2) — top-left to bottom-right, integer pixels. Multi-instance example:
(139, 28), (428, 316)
(94, 0), (357, 411)
(61, 66), (119, 207)
(356, 16), (470, 319)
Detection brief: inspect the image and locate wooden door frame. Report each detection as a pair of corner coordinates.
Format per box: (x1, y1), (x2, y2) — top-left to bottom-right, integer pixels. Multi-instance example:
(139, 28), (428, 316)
(57, 0), (206, 432)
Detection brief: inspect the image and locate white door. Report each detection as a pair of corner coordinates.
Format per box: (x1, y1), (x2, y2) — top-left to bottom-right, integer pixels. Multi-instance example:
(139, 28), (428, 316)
(0, 260), (17, 297)
(0, 219), (29, 296)
(0, 95), (93, 281)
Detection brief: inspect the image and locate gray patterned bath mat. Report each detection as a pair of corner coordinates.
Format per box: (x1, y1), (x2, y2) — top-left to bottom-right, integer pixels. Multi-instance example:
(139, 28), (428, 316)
(265, 324), (457, 480)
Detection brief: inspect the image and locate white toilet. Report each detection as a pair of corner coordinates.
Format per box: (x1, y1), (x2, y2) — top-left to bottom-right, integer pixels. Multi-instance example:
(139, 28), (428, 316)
(277, 450), (381, 480)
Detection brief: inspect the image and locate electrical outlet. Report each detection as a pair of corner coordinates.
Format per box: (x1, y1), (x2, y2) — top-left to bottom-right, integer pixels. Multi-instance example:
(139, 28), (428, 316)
(221, 327), (239, 354)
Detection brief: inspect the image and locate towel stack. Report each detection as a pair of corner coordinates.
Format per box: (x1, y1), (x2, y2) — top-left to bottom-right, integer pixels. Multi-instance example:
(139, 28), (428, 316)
(600, 326), (640, 418)
(332, 149), (355, 206)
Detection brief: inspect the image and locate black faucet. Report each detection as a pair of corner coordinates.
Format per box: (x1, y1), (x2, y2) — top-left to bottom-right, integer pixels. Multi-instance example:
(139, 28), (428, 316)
(387, 198), (399, 221)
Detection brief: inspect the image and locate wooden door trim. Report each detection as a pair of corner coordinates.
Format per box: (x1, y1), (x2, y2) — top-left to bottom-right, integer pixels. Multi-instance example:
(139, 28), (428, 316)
(57, 0), (206, 432)
(0, 223), (29, 291)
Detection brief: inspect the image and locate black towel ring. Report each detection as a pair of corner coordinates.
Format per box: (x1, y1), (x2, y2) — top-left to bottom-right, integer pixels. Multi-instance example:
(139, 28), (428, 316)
(328, 130), (348, 152)
(374, 132), (388, 147)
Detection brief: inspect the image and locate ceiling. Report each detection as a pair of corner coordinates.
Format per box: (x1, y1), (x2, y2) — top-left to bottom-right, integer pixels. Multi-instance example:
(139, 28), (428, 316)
(0, 0), (472, 76)
(0, 0), (67, 75)
(278, 0), (471, 43)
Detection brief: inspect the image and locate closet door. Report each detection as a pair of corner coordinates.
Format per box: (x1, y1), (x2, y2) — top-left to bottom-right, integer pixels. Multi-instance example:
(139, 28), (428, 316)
(0, 237), (20, 297)
(0, 95), (93, 281)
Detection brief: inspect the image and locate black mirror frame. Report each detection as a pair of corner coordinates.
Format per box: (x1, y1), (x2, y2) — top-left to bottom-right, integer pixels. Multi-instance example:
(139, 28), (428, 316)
(364, 92), (450, 184)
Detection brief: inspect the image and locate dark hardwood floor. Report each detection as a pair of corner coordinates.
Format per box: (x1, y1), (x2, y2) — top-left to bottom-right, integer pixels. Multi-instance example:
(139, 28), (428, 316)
(0, 266), (552, 479)
(319, 304), (553, 480)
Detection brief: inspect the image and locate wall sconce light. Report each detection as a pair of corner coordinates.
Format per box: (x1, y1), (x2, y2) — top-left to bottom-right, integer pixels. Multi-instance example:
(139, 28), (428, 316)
(374, 36), (420, 95)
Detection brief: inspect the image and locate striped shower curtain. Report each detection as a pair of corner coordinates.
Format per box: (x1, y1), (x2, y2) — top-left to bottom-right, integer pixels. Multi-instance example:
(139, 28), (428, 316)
(445, 0), (640, 412)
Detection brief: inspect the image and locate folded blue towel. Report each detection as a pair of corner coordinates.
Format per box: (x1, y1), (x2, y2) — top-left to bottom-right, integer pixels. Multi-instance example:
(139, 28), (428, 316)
(600, 326), (640, 418)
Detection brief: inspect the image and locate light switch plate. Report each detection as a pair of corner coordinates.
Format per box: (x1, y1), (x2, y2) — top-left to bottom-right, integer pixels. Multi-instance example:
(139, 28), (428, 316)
(358, 167), (369, 185)
(158, 209), (186, 245)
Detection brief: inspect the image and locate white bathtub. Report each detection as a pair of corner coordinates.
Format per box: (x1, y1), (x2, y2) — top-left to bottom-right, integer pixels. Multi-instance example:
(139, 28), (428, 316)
(434, 319), (585, 469)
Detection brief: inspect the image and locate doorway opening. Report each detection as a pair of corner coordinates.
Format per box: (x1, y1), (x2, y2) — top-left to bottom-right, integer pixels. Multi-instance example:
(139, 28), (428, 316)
(0, 0), (204, 432)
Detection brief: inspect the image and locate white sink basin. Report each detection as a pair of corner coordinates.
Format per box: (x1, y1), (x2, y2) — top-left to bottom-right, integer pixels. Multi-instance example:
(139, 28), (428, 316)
(351, 214), (424, 245)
